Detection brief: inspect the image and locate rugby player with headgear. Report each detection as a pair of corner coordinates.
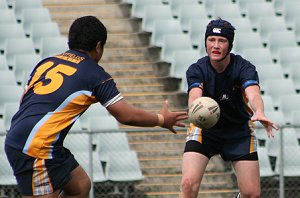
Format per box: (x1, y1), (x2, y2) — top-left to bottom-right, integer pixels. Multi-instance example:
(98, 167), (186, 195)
(179, 18), (278, 198)
(4, 16), (188, 198)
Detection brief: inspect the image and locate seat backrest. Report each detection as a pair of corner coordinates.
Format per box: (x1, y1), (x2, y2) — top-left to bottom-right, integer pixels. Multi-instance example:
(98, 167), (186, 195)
(0, 70), (17, 86)
(277, 46), (300, 75)
(170, 0), (199, 17)
(234, 32), (263, 53)
(13, 0), (43, 20)
(178, 4), (208, 31)
(241, 48), (273, 65)
(0, 9), (17, 24)
(245, 2), (276, 29)
(0, 85), (24, 115)
(131, 0), (162, 18)
(87, 115), (119, 132)
(212, 3), (242, 19)
(3, 38), (35, 66)
(0, 23), (26, 50)
(187, 18), (210, 47)
(30, 22), (61, 49)
(142, 5), (173, 32)
(282, 2), (300, 28)
(266, 31), (297, 59)
(236, 0), (265, 15)
(21, 8), (52, 35)
(13, 53), (41, 83)
(151, 19), (182, 47)
(278, 94), (300, 123)
(202, 0), (232, 16)
(257, 16), (287, 43)
(105, 150), (144, 182)
(161, 34), (193, 63)
(40, 36), (68, 58)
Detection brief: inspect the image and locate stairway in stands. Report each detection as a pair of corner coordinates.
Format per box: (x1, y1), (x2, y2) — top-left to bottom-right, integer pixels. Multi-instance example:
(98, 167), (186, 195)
(43, 0), (239, 197)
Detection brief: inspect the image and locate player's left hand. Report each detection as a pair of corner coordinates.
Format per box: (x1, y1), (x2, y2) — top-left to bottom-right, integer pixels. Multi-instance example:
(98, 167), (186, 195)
(251, 113), (279, 138)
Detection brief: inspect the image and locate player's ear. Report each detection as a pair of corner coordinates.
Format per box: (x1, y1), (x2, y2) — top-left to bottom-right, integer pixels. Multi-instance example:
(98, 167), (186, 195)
(95, 41), (103, 53)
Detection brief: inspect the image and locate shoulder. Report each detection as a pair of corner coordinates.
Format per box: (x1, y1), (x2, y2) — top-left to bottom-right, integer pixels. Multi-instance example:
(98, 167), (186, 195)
(188, 56), (209, 71)
(231, 53), (256, 69)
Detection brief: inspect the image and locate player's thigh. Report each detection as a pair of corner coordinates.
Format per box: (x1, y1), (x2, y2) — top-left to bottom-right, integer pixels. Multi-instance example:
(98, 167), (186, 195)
(232, 160), (260, 191)
(62, 165), (91, 195)
(181, 152), (209, 183)
(22, 191), (60, 198)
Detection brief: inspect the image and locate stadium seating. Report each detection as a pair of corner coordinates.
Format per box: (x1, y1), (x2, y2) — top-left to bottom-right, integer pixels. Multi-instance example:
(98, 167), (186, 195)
(202, 0), (232, 17)
(160, 34), (193, 63)
(78, 103), (110, 129)
(257, 16), (288, 44)
(3, 38), (36, 67)
(13, 53), (41, 84)
(282, 1), (300, 28)
(236, 0), (265, 15)
(131, 0), (162, 18)
(169, 0), (199, 17)
(290, 63), (300, 91)
(233, 32), (264, 54)
(87, 115), (119, 132)
(105, 150), (144, 182)
(13, 0), (43, 21)
(241, 48), (273, 65)
(266, 31), (298, 60)
(211, 3), (243, 19)
(150, 19), (182, 47)
(0, 70), (18, 86)
(257, 146), (276, 177)
(39, 36), (68, 58)
(228, 18), (253, 33)
(0, 55), (8, 70)
(21, 8), (52, 35)
(141, 5), (173, 32)
(177, 4), (208, 32)
(0, 85), (24, 116)
(278, 94), (300, 124)
(29, 22), (61, 50)
(277, 46), (300, 76)
(264, 79), (296, 107)
(93, 132), (130, 162)
(187, 18), (211, 48)
(0, 119), (5, 134)
(0, 0), (8, 9)
(0, 9), (17, 24)
(0, 23), (26, 52)
(256, 64), (284, 91)
(245, 2), (276, 29)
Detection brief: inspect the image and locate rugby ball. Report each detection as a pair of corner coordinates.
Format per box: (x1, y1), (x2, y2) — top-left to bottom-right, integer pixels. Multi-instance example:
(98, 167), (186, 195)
(188, 97), (220, 129)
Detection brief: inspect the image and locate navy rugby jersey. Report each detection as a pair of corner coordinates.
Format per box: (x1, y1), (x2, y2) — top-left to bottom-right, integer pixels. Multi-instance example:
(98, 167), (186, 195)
(186, 54), (259, 128)
(5, 50), (123, 159)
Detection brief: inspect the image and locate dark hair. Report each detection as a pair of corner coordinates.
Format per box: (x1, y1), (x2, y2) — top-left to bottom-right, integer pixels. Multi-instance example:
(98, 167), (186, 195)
(68, 16), (107, 51)
(205, 18), (235, 54)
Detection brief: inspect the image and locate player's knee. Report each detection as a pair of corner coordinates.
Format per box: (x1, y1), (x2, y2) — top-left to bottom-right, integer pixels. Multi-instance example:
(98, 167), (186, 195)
(180, 177), (198, 194)
(240, 188), (260, 198)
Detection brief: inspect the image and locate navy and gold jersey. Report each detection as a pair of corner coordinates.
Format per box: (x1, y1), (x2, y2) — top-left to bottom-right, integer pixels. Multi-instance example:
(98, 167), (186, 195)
(186, 54), (259, 129)
(5, 50), (123, 159)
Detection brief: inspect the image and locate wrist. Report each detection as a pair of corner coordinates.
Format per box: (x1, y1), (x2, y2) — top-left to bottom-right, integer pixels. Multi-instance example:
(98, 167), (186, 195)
(157, 113), (164, 127)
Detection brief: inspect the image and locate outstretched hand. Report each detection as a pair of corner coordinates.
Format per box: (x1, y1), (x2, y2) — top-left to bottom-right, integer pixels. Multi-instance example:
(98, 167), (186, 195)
(160, 100), (188, 134)
(251, 113), (279, 138)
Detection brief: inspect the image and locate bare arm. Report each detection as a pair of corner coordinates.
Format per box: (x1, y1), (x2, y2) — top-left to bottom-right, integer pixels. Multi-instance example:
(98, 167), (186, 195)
(188, 87), (203, 108)
(245, 85), (278, 137)
(106, 99), (188, 134)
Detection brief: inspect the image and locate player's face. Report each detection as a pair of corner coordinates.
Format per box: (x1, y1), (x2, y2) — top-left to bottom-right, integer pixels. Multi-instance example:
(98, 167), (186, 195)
(206, 36), (229, 61)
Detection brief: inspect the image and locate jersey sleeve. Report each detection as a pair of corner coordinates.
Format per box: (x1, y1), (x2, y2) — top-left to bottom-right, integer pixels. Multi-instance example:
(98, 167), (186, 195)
(186, 62), (204, 92)
(239, 60), (259, 89)
(93, 78), (123, 107)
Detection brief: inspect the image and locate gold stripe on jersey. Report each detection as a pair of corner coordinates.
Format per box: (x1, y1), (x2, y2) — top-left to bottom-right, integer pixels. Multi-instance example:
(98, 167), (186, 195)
(32, 159), (53, 195)
(24, 92), (97, 159)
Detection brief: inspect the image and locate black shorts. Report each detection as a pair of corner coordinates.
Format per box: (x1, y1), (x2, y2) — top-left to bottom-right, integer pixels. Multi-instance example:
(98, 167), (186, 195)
(5, 145), (79, 196)
(184, 123), (258, 161)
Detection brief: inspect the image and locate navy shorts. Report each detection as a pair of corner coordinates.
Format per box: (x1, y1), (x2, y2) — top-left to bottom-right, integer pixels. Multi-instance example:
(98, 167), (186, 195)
(184, 122), (258, 161)
(5, 145), (79, 196)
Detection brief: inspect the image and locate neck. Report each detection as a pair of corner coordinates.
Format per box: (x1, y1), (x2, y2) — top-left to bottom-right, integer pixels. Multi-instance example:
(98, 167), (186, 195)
(210, 54), (231, 73)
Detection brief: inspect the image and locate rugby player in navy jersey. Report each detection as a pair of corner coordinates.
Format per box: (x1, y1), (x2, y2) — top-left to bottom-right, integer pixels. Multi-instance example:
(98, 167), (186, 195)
(179, 19), (278, 198)
(4, 16), (188, 198)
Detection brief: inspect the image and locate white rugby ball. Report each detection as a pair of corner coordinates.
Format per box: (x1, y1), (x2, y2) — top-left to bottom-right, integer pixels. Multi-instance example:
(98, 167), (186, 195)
(188, 97), (220, 129)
